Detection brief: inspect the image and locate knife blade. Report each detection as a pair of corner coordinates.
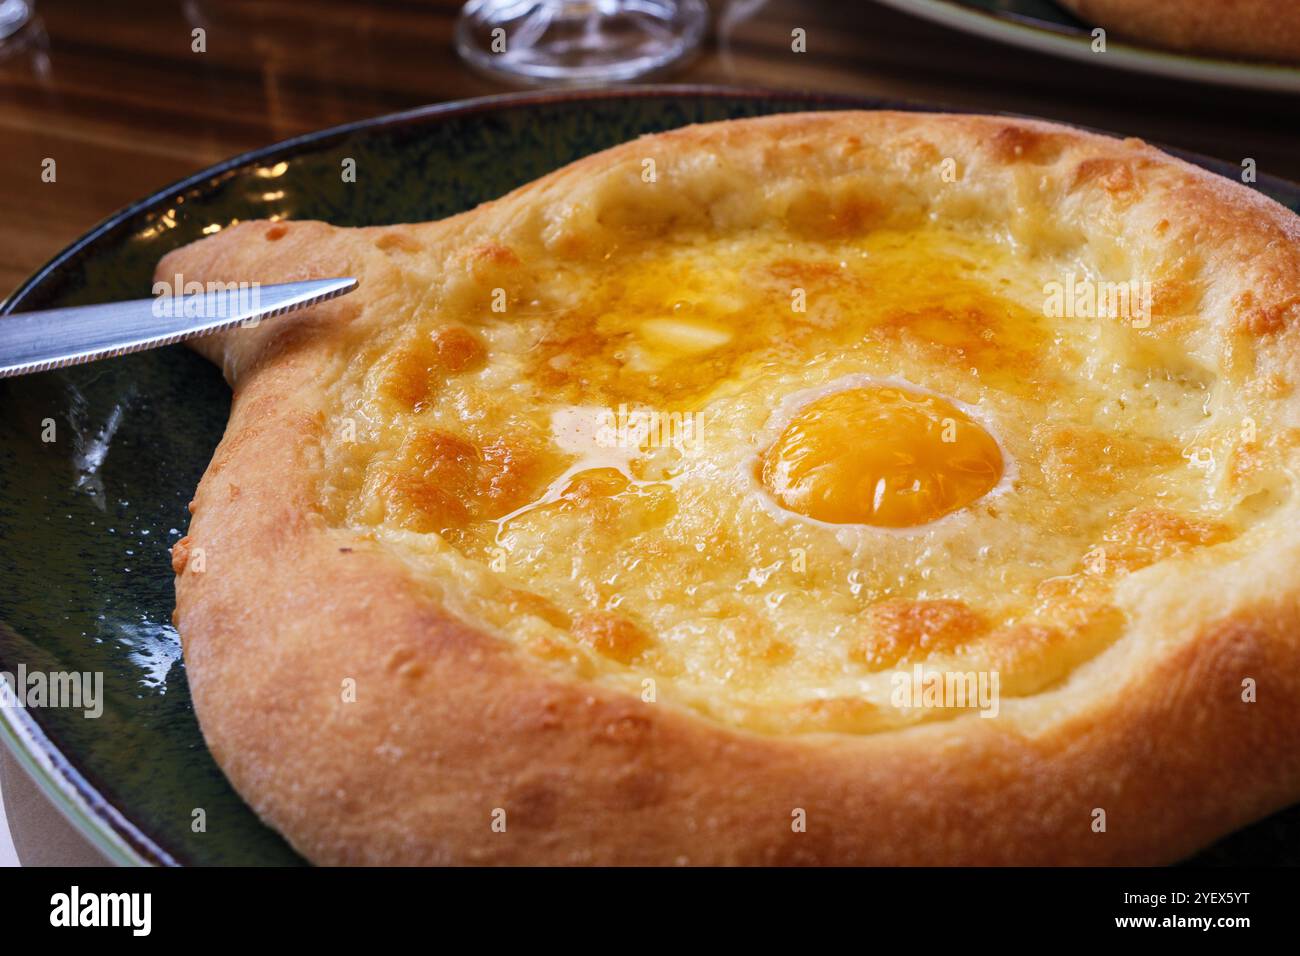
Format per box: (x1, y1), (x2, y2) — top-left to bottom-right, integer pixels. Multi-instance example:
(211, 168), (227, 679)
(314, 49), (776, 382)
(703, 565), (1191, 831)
(0, 277), (358, 378)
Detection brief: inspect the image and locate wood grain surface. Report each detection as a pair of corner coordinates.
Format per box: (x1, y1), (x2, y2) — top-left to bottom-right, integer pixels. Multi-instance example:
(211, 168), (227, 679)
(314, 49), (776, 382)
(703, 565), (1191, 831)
(0, 0), (1296, 298)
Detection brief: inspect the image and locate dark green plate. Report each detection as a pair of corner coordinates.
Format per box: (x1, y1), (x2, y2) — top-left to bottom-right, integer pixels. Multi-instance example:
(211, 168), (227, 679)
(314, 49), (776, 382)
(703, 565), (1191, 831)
(2, 87), (1298, 866)
(874, 0), (1300, 92)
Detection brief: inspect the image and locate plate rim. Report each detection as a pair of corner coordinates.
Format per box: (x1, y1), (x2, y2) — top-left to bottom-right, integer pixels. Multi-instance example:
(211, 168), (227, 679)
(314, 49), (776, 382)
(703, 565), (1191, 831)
(872, 0), (1300, 93)
(0, 84), (1296, 867)
(0, 685), (169, 866)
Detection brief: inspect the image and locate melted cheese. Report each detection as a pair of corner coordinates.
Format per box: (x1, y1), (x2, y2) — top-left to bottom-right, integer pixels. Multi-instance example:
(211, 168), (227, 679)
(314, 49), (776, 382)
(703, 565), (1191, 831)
(318, 225), (1260, 734)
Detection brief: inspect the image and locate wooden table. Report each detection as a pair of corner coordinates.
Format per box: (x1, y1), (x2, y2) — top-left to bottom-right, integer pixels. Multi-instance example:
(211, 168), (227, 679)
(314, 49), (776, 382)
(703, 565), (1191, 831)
(0, 0), (1296, 299)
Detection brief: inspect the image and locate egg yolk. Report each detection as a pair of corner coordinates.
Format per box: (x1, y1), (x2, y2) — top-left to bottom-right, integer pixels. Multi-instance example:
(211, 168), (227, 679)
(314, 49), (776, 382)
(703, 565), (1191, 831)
(760, 386), (1004, 527)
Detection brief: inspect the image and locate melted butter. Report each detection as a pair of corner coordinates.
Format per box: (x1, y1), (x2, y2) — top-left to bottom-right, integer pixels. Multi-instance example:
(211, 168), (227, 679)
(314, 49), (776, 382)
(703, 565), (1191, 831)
(491, 405), (677, 546)
(526, 227), (1053, 408)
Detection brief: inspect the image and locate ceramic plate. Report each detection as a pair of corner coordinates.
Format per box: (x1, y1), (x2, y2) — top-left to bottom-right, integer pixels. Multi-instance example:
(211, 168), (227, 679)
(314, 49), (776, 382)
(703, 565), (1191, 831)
(2, 87), (1298, 866)
(875, 0), (1300, 93)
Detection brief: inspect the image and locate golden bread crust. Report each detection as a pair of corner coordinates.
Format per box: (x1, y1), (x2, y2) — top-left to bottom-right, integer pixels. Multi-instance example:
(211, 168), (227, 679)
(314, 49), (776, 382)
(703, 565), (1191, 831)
(1057, 0), (1300, 62)
(161, 112), (1300, 864)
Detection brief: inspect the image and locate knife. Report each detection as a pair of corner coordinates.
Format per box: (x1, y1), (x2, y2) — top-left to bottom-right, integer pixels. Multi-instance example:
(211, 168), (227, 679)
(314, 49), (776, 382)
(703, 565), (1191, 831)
(0, 277), (358, 378)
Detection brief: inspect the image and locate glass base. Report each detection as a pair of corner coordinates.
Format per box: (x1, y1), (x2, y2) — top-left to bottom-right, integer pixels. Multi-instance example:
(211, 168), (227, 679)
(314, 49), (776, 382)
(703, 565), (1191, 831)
(455, 0), (708, 85)
(0, 0), (30, 42)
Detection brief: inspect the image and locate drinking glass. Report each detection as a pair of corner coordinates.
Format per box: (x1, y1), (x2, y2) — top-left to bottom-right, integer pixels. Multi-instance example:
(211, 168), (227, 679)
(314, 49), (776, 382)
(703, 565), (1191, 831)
(455, 0), (709, 85)
(0, 0), (31, 42)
